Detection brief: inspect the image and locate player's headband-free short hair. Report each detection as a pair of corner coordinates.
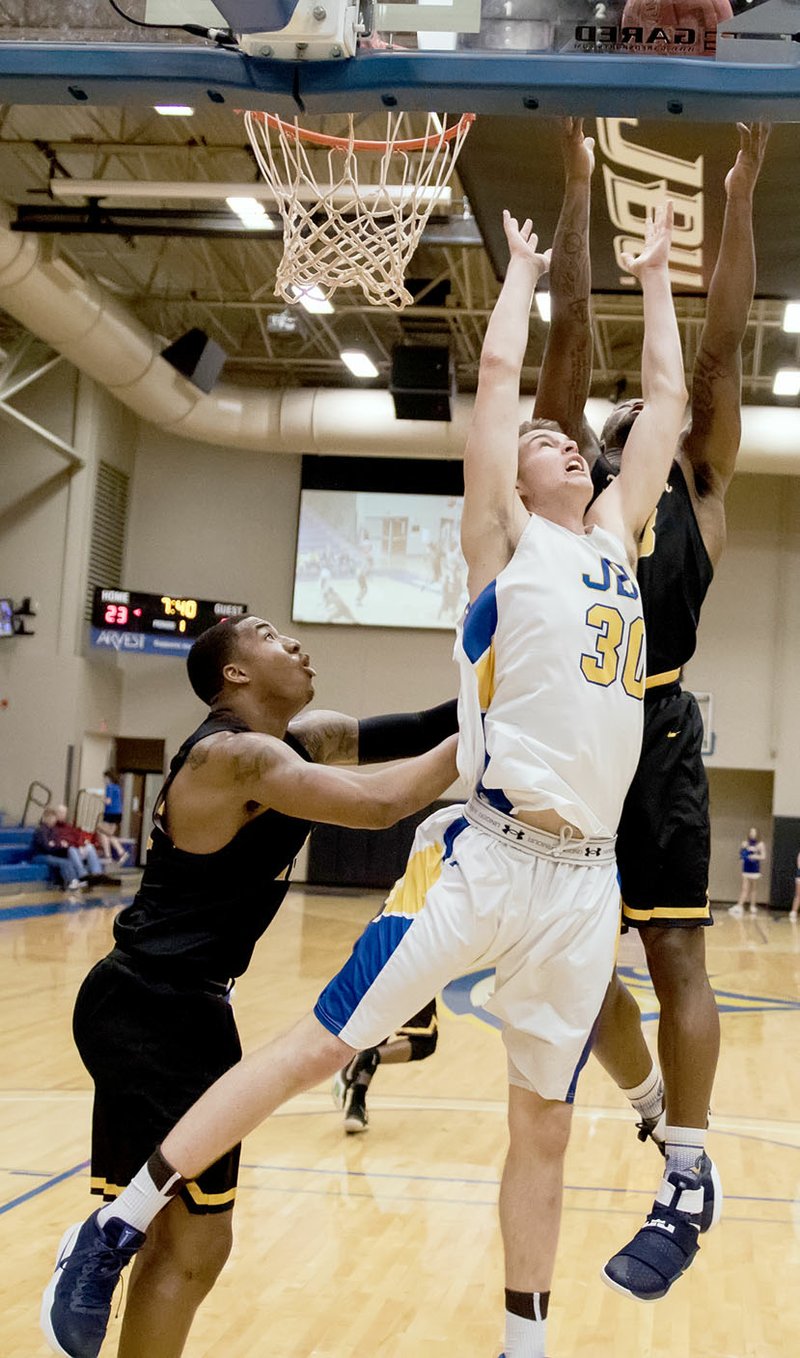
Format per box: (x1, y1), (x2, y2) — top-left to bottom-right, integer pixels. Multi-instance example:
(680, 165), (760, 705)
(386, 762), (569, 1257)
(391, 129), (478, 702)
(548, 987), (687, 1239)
(186, 615), (252, 706)
(518, 417), (565, 440)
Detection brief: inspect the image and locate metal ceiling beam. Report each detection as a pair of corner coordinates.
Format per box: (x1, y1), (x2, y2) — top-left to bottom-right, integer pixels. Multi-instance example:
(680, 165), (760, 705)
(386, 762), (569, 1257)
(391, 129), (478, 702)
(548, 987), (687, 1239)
(48, 179), (452, 200)
(13, 205), (282, 237)
(12, 204), (482, 244)
(0, 140), (251, 153)
(0, 399), (83, 467)
(0, 352), (63, 402)
(129, 295), (788, 326)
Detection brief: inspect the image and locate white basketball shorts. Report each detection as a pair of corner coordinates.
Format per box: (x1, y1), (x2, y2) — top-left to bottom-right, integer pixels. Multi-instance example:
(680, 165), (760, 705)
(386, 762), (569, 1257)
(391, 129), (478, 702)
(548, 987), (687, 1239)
(314, 799), (621, 1102)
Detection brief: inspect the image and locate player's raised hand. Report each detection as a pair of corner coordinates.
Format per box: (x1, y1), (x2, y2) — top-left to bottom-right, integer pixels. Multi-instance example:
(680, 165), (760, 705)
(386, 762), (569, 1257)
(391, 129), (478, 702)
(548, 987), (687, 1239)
(502, 210), (551, 278)
(620, 201), (675, 280)
(621, 1), (732, 54)
(560, 117), (595, 181)
(621, 1), (732, 31)
(725, 122), (771, 200)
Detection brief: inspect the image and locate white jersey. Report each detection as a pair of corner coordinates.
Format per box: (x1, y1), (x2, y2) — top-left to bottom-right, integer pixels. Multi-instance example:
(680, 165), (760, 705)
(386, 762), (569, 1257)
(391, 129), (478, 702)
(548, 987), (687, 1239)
(455, 513), (645, 839)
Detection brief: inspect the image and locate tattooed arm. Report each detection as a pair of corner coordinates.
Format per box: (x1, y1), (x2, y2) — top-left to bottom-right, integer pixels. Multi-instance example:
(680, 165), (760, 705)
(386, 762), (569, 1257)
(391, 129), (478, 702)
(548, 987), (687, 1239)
(288, 710), (358, 765)
(221, 731), (457, 829)
(680, 124), (769, 521)
(291, 700), (459, 766)
(533, 117), (599, 461)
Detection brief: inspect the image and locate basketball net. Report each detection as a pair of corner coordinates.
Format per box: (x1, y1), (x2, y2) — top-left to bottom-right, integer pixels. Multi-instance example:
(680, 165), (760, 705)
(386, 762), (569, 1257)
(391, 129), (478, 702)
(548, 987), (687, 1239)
(243, 111), (475, 310)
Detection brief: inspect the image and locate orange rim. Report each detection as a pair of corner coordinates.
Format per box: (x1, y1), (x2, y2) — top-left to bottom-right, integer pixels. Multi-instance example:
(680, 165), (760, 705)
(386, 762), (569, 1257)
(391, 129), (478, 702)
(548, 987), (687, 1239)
(245, 111), (476, 153)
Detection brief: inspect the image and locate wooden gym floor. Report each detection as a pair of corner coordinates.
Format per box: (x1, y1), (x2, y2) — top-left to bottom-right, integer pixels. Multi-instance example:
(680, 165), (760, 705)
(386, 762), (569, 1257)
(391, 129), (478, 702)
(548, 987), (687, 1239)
(1, 882), (799, 1357)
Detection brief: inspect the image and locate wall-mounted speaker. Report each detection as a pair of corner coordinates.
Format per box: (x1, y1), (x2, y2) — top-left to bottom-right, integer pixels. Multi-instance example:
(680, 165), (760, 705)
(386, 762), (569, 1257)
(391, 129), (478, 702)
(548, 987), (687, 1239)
(390, 344), (453, 422)
(161, 328), (227, 394)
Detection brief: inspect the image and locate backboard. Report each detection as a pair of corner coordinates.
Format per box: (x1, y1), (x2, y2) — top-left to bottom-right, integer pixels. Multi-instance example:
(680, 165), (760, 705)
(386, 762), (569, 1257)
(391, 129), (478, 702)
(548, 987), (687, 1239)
(0, 1), (798, 118)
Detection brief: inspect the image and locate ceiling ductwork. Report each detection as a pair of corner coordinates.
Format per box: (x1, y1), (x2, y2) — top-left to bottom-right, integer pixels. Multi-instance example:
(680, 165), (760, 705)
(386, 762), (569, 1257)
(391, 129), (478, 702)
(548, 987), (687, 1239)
(1, 208), (799, 471)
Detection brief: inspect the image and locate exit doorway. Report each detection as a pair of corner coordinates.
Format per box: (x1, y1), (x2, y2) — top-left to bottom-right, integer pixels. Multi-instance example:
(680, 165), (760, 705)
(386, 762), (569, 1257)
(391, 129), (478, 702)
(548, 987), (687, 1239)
(114, 737), (166, 865)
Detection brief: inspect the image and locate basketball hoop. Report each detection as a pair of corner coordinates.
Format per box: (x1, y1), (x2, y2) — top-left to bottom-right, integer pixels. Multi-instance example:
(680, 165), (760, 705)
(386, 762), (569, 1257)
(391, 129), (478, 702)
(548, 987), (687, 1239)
(243, 110), (475, 310)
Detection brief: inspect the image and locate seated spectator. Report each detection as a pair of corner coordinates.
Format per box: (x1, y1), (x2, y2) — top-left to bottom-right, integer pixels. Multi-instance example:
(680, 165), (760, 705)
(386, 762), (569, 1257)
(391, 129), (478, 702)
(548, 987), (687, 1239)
(31, 808), (91, 892)
(54, 805), (121, 886)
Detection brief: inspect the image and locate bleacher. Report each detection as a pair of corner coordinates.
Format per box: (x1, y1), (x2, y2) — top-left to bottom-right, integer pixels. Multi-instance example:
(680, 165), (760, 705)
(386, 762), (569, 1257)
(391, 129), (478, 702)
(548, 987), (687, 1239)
(0, 808), (137, 890)
(0, 818), (47, 886)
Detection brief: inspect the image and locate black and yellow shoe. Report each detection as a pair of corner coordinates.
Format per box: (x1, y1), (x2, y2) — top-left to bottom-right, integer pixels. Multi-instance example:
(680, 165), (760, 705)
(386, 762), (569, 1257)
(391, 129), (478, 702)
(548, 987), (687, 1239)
(343, 1085), (369, 1135)
(332, 1049), (379, 1134)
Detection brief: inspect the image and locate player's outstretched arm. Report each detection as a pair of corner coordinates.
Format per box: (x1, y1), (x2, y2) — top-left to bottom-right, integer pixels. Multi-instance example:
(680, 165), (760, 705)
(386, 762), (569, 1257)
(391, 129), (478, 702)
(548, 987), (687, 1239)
(589, 202), (687, 553)
(681, 122), (769, 500)
(461, 212), (550, 600)
(533, 117), (599, 460)
(290, 699), (458, 765)
(221, 730), (458, 829)
(288, 710), (358, 763)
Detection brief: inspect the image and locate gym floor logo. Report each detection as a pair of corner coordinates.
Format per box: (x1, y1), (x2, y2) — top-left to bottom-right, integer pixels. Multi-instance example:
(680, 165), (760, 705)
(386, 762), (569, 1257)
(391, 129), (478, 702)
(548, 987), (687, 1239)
(441, 964), (800, 1031)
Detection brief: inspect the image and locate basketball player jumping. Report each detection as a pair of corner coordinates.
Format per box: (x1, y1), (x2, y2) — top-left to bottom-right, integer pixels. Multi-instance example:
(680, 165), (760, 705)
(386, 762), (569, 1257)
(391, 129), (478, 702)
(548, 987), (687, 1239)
(43, 614), (457, 1358)
(42, 202), (687, 1358)
(534, 118), (770, 1300)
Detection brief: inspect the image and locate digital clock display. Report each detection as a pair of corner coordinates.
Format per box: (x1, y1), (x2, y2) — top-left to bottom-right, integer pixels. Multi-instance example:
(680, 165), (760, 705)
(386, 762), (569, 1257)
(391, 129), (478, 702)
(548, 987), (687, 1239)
(90, 588), (248, 657)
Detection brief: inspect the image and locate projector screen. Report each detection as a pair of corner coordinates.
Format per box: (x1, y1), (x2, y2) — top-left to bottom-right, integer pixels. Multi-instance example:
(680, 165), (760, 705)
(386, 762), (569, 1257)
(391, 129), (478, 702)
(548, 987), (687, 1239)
(293, 486), (467, 630)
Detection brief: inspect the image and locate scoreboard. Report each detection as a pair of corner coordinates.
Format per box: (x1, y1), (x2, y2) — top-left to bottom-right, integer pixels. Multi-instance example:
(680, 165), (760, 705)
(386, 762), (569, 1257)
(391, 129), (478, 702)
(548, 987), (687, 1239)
(90, 588), (248, 657)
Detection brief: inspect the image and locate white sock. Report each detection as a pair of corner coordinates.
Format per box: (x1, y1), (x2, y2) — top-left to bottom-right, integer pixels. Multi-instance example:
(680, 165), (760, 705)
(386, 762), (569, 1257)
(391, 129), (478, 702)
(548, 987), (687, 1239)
(97, 1147), (184, 1234)
(504, 1291), (548, 1358)
(665, 1124), (706, 1174)
(622, 1062), (663, 1122)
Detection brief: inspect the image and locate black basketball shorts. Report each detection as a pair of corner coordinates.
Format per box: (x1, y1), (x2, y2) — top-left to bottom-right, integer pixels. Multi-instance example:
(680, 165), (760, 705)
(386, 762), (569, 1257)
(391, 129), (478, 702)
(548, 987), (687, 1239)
(616, 687), (711, 929)
(73, 948), (242, 1215)
(395, 998), (439, 1061)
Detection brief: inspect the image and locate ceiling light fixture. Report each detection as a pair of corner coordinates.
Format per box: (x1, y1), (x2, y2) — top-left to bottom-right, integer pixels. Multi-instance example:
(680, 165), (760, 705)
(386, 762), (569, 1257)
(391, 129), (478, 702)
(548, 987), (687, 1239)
(290, 285), (335, 315)
(782, 302), (800, 334)
(773, 368), (800, 397)
(340, 350), (379, 379)
(153, 105), (195, 116)
(535, 292), (551, 323)
(226, 196), (264, 215)
(225, 196), (275, 229)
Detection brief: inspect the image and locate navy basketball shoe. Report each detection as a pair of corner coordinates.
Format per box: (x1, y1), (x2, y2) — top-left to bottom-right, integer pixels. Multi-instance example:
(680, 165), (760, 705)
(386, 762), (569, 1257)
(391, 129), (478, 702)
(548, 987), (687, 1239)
(41, 1210), (146, 1357)
(601, 1152), (722, 1301)
(634, 1113), (721, 1230)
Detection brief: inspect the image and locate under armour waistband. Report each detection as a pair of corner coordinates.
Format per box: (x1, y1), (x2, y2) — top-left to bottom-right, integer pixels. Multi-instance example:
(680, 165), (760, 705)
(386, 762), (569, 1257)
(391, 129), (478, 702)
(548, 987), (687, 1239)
(464, 797), (616, 863)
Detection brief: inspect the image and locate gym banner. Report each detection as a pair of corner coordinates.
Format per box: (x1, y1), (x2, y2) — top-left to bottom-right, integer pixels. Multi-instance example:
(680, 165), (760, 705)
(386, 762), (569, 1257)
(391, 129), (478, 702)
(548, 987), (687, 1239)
(90, 627), (194, 657)
(459, 118), (800, 295)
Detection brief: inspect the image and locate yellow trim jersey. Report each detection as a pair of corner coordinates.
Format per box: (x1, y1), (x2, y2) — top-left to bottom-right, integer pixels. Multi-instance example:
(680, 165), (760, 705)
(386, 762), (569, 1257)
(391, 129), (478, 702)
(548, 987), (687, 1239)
(455, 513), (645, 839)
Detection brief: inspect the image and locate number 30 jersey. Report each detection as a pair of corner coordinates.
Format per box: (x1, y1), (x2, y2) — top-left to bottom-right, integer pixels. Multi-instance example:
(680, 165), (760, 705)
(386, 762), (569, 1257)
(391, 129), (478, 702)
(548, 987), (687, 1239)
(455, 512), (645, 840)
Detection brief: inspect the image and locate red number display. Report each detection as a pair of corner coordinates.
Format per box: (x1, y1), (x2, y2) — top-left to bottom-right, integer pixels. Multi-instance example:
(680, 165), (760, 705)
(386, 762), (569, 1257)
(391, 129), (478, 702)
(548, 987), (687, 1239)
(103, 604), (129, 626)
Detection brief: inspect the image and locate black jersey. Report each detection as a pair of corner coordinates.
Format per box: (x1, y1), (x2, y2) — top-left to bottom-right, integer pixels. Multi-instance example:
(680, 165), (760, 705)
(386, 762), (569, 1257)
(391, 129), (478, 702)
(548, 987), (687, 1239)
(113, 710), (312, 983)
(591, 456), (713, 678)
